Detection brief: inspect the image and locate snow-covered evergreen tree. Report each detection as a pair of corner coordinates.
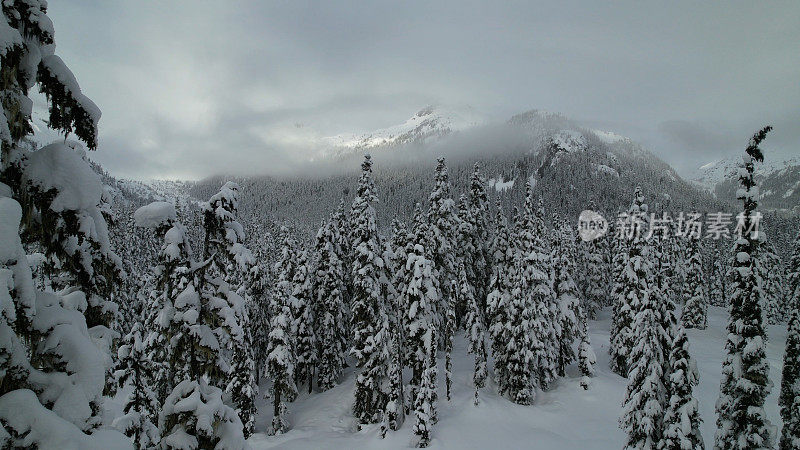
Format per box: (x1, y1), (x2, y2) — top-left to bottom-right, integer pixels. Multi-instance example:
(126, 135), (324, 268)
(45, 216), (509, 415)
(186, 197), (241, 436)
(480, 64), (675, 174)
(661, 324), (704, 450)
(413, 339), (438, 448)
(291, 248), (316, 393)
(199, 183), (253, 436)
(159, 379), (245, 449)
(779, 229), (800, 450)
(266, 228), (299, 435)
(444, 277), (457, 401)
(426, 157), (458, 348)
(619, 188), (668, 449)
(468, 163), (492, 317)
(134, 202), (194, 405)
(581, 201), (606, 319)
(350, 154), (392, 425)
(486, 202), (513, 393)
(402, 210), (440, 411)
(609, 192), (645, 378)
(488, 200), (534, 404)
(682, 235), (708, 330)
(462, 259), (488, 404)
(0, 8), (129, 440)
(113, 319), (160, 448)
(527, 196), (559, 390)
(313, 218), (348, 391)
(578, 317), (596, 390)
(551, 215), (583, 378)
(715, 127), (774, 450)
(760, 241), (787, 325)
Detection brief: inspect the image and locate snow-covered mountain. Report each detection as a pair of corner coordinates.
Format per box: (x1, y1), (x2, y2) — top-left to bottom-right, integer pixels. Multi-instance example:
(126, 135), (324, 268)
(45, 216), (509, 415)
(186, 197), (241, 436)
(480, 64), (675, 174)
(691, 156), (800, 212)
(321, 105), (488, 156)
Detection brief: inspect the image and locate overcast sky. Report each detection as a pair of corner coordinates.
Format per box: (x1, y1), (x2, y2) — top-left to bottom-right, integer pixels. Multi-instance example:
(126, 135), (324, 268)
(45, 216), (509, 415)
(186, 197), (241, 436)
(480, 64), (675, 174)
(45, 1), (799, 179)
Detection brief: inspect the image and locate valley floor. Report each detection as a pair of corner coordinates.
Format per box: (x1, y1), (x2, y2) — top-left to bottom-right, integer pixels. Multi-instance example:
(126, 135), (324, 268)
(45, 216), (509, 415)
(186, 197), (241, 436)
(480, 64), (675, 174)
(242, 306), (788, 449)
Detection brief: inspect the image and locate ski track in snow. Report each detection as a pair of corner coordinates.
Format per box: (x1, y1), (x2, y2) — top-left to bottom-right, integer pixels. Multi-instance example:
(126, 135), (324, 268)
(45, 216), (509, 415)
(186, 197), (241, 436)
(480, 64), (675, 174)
(239, 306), (787, 449)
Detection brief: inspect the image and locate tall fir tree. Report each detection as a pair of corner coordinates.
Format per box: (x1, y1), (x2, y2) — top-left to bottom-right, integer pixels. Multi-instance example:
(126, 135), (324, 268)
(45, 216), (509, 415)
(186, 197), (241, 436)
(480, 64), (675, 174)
(0, 5), (128, 438)
(660, 324), (704, 450)
(682, 234), (708, 330)
(402, 208), (440, 410)
(619, 188), (668, 449)
(427, 157), (458, 348)
(467, 163), (492, 320)
(113, 318), (160, 448)
(462, 259), (488, 404)
(350, 154), (392, 425)
(581, 201), (606, 319)
(486, 202), (513, 395)
(760, 241), (787, 325)
(136, 202), (194, 406)
(413, 333), (438, 448)
(609, 196), (643, 378)
(715, 127), (774, 450)
(291, 248), (316, 393)
(313, 218), (348, 391)
(551, 215), (583, 378)
(266, 227), (299, 435)
(201, 182), (256, 438)
(779, 229), (800, 450)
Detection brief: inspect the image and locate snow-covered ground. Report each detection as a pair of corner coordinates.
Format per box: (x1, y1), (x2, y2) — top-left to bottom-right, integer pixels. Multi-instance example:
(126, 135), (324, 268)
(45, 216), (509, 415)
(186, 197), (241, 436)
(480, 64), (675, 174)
(243, 306), (787, 449)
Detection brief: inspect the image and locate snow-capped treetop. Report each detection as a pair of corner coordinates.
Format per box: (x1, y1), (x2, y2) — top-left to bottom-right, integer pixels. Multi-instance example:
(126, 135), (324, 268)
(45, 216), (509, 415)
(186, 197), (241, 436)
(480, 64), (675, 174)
(22, 142), (103, 212)
(133, 201), (176, 229)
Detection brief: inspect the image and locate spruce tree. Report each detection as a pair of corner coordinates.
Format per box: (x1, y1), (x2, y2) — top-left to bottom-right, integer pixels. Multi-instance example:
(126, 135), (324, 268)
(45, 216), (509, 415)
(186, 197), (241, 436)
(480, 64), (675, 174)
(402, 209), (440, 412)
(715, 127), (773, 450)
(113, 319), (160, 448)
(779, 229), (800, 450)
(609, 200), (640, 378)
(582, 201), (606, 319)
(577, 317), (596, 390)
(201, 182), (255, 437)
(266, 228), (299, 435)
(682, 235), (708, 329)
(551, 215), (583, 378)
(462, 259), (488, 404)
(661, 324), (704, 450)
(760, 241), (787, 325)
(413, 337), (438, 448)
(350, 154), (392, 425)
(313, 218), (348, 391)
(135, 202), (194, 405)
(468, 163), (492, 320)
(619, 188), (668, 449)
(0, 5), (127, 434)
(487, 202), (513, 395)
(427, 157), (458, 348)
(292, 248), (316, 393)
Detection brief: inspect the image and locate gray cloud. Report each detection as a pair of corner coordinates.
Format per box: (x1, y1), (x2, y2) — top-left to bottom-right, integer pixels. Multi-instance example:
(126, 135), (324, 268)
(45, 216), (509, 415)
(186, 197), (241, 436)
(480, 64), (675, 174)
(43, 1), (800, 179)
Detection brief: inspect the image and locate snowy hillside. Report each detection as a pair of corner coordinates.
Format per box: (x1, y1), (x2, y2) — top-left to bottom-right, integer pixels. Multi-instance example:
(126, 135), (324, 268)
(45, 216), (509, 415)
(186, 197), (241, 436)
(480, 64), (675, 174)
(692, 156), (800, 211)
(237, 306), (787, 449)
(322, 105), (488, 157)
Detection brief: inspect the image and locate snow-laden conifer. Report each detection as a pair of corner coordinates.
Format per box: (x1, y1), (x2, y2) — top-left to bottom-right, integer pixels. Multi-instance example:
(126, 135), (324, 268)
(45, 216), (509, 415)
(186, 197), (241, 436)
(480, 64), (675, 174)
(113, 319), (160, 448)
(350, 154), (392, 425)
(682, 235), (708, 329)
(427, 157), (458, 347)
(313, 218), (348, 391)
(266, 228), (299, 435)
(779, 229), (800, 450)
(715, 127), (774, 450)
(619, 188), (668, 449)
(660, 324), (704, 450)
